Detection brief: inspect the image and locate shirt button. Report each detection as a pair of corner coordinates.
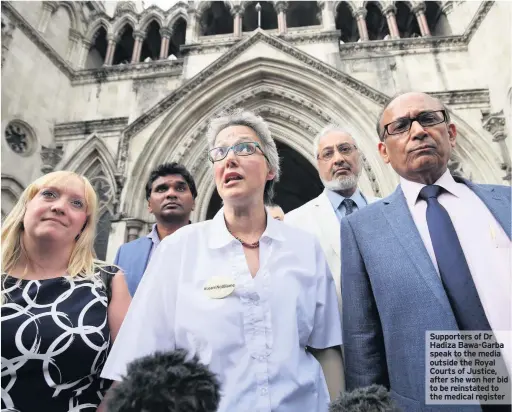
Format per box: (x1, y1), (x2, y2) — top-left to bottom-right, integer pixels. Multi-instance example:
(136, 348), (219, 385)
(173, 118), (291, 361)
(260, 388), (268, 395)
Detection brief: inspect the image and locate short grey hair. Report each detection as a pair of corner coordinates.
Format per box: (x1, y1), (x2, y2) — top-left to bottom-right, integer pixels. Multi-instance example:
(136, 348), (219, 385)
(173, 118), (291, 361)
(313, 125), (357, 160)
(206, 109), (281, 203)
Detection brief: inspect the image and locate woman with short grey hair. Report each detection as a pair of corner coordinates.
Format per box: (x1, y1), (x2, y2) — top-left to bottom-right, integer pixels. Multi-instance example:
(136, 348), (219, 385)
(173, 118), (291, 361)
(102, 109), (343, 412)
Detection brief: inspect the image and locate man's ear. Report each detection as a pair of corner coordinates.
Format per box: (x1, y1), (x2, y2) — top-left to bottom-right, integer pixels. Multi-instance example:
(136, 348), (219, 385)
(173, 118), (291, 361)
(448, 123), (457, 148)
(378, 141), (390, 164)
(191, 199), (196, 211)
(147, 200), (153, 215)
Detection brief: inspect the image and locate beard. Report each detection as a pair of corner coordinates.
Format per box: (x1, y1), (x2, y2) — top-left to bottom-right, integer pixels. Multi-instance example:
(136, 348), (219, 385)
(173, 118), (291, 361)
(321, 173), (359, 192)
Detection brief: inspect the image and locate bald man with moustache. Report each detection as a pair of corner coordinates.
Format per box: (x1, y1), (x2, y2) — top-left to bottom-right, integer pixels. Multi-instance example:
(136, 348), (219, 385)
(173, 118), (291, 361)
(341, 92), (511, 411)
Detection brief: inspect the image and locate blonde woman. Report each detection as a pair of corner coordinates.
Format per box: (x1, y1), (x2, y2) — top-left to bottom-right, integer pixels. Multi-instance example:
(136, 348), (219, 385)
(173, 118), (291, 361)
(102, 110), (343, 412)
(1, 171), (131, 412)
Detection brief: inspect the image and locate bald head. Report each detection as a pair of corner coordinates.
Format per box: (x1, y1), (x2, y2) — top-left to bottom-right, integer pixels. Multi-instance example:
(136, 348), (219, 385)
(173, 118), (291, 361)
(377, 92), (450, 141)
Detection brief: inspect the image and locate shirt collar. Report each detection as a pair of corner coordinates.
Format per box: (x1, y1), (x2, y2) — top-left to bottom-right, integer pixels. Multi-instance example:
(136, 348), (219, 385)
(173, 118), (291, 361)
(400, 169), (462, 209)
(324, 187), (367, 211)
(208, 207), (285, 249)
(146, 224), (161, 246)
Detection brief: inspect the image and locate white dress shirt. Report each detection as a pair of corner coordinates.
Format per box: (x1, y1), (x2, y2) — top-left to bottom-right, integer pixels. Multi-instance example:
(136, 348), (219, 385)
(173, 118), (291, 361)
(400, 170), (511, 368)
(102, 208), (342, 412)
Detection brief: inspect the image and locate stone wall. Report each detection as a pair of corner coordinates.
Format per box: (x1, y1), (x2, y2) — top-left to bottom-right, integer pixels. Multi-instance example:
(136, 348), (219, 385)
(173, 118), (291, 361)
(1, 26), (72, 187)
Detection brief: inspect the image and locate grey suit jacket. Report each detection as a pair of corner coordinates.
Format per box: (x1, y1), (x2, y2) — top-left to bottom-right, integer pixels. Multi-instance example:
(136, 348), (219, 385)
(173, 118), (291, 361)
(340, 177), (511, 411)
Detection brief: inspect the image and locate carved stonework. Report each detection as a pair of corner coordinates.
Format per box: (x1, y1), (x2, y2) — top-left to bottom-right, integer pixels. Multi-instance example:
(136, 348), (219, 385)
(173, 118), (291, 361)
(5, 120), (36, 156)
(40, 145), (64, 174)
(73, 60), (183, 85)
(125, 218), (145, 242)
(482, 110), (506, 142)
(482, 110), (510, 182)
(117, 29), (390, 176)
(462, 1), (495, 42)
(447, 151), (471, 181)
(1, 14), (16, 67)
(54, 117), (129, 140)
(428, 89), (490, 108)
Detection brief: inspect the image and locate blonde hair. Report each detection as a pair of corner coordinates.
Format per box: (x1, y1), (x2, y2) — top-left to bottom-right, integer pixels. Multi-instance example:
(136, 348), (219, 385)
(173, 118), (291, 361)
(2, 171), (111, 299)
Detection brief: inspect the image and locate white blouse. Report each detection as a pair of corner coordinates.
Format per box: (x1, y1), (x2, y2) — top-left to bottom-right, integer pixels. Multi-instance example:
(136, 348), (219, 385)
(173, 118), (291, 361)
(101, 208), (342, 412)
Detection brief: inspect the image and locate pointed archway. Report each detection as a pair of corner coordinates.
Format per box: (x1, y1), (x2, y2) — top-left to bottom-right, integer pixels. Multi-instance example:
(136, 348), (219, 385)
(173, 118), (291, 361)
(120, 32), (504, 224)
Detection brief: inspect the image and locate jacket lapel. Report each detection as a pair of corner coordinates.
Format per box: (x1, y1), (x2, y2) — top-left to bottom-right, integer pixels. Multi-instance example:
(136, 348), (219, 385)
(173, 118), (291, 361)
(129, 238), (153, 290)
(462, 178), (511, 239)
(314, 192), (341, 258)
(382, 186), (453, 317)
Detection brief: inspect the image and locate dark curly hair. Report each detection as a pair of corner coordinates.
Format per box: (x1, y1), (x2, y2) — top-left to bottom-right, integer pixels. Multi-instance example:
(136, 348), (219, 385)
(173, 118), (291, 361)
(105, 350), (221, 412)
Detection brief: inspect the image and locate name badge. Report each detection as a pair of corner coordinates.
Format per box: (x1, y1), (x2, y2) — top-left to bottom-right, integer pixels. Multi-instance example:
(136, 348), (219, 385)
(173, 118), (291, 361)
(203, 276), (235, 299)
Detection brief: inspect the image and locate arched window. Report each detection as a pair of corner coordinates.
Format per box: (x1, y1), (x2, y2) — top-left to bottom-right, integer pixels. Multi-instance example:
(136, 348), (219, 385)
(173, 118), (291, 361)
(426, 1), (452, 36)
(200, 2), (233, 36)
(395, 2), (421, 38)
(140, 20), (161, 62)
(286, 1), (321, 28)
(89, 172), (115, 261)
(242, 1), (278, 31)
(113, 24), (134, 65)
(335, 2), (358, 43)
(169, 18), (187, 58)
(365, 2), (389, 40)
(85, 26), (107, 69)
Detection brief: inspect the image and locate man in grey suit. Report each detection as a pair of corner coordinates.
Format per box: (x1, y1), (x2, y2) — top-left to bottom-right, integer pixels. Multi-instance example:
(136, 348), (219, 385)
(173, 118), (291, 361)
(341, 92), (511, 411)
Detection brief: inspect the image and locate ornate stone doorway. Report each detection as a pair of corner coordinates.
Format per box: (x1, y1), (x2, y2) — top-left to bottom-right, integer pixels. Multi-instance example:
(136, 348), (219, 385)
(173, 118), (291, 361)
(205, 140), (323, 219)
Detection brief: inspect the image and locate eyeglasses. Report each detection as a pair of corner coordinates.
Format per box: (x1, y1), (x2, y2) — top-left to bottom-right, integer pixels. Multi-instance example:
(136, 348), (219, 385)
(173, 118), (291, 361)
(317, 144), (357, 161)
(381, 110), (447, 140)
(208, 141), (270, 163)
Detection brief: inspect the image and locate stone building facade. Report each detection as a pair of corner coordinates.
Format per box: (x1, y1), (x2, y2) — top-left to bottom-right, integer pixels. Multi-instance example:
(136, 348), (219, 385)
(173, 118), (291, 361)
(1, 0), (511, 261)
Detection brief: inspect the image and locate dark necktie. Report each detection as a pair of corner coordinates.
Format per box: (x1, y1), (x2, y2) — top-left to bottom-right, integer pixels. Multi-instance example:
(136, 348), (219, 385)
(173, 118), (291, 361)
(418, 185), (491, 331)
(342, 199), (357, 216)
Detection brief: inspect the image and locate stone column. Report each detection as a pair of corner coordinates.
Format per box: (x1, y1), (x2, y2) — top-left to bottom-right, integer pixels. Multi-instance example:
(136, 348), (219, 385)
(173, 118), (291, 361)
(413, 3), (431, 37)
(37, 1), (58, 33)
(159, 27), (172, 59)
(318, 1), (336, 31)
(131, 30), (145, 63)
(66, 28), (81, 64)
(354, 8), (369, 41)
(104, 34), (118, 66)
(483, 111), (511, 182)
(275, 2), (288, 35)
(185, 9), (199, 44)
(125, 219), (145, 242)
(40, 145), (64, 174)
(77, 39), (92, 68)
(383, 5), (399, 39)
(231, 5), (243, 37)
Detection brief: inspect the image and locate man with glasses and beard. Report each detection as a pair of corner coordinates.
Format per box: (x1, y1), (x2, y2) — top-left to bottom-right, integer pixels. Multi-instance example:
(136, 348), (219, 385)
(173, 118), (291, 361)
(114, 162), (197, 296)
(285, 125), (380, 391)
(341, 92), (511, 411)
(286, 125), (380, 304)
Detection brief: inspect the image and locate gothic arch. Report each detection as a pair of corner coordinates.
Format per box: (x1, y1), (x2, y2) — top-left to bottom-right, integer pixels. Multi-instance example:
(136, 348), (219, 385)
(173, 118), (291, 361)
(138, 10), (165, 33)
(111, 14), (138, 38)
(122, 57), (390, 220)
(166, 6), (189, 29)
(85, 17), (111, 42)
(1, 174), (24, 217)
(57, 1), (83, 34)
(60, 134), (117, 195)
(333, 1), (358, 16)
(195, 1), (234, 16)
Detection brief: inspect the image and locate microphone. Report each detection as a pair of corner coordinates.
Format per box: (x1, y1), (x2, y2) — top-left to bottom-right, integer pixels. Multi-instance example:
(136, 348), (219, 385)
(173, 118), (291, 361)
(105, 349), (221, 412)
(329, 385), (400, 412)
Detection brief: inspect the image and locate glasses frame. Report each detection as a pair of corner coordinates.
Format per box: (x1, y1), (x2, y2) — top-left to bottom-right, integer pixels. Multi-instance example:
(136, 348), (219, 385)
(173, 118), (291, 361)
(208, 141), (270, 163)
(381, 110), (448, 141)
(317, 143), (358, 162)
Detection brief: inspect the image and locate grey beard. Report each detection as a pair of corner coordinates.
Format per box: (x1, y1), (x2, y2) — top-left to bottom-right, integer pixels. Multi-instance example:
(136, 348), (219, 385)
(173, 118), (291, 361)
(321, 173), (359, 192)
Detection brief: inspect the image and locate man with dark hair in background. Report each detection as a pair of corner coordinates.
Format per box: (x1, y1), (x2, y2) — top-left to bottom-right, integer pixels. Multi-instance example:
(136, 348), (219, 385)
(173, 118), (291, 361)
(114, 162), (197, 296)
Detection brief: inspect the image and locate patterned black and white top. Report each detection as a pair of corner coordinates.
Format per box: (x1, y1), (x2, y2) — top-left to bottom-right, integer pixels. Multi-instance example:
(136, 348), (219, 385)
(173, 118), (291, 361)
(1, 274), (112, 412)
